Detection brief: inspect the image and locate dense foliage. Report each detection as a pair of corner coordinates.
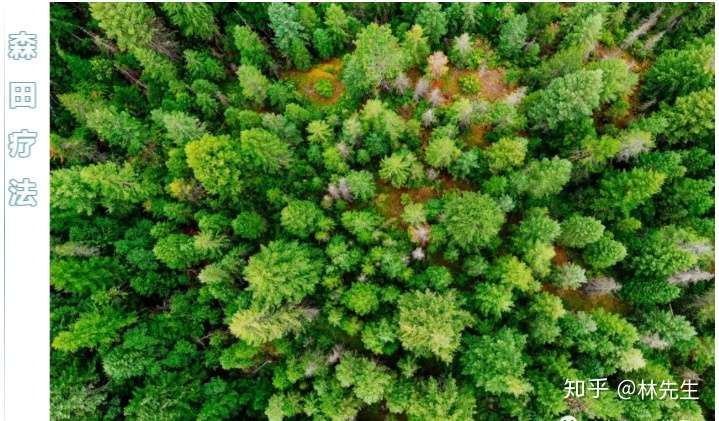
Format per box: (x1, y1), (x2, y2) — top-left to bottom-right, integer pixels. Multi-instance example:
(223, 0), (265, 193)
(51, 3), (714, 420)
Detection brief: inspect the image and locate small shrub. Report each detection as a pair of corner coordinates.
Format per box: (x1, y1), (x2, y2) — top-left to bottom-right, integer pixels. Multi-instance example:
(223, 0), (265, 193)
(314, 79), (334, 98)
(504, 69), (521, 86)
(458, 75), (481, 95)
(466, 49), (486, 69)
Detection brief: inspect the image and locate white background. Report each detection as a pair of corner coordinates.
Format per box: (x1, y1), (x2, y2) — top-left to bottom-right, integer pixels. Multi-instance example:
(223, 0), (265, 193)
(1, 0), (50, 419)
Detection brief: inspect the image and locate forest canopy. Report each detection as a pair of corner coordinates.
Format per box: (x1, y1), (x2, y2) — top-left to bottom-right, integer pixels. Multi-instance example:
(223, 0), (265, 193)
(50, 3), (715, 420)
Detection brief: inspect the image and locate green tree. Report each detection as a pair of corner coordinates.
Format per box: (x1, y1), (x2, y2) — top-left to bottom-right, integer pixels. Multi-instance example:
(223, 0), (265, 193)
(583, 232), (627, 269)
(342, 23), (406, 96)
(59, 92), (149, 155)
(588, 58), (639, 104)
(89, 3), (158, 51)
(552, 263), (587, 289)
(484, 137), (528, 173)
(473, 283), (514, 318)
(525, 69), (604, 131)
(562, 308), (639, 375)
(161, 3), (218, 40)
(153, 233), (203, 269)
(402, 25), (431, 67)
(341, 210), (383, 244)
(658, 88), (714, 147)
(498, 13), (528, 60)
(342, 282), (381, 315)
(244, 240), (324, 309)
(152, 110), (206, 147)
(558, 214), (605, 248)
(526, 292), (566, 344)
(461, 328), (532, 396)
(324, 4), (352, 49)
(642, 43), (713, 103)
(232, 211), (267, 240)
(444, 3), (483, 35)
(560, 12), (603, 54)
(592, 168), (665, 219)
(268, 3), (311, 68)
(230, 305), (317, 346)
(336, 354), (394, 404)
(397, 289), (472, 363)
(51, 162), (152, 215)
(237, 65), (270, 106)
(512, 157), (573, 199)
(185, 134), (245, 198)
(415, 3), (448, 48)
(89, 3), (178, 82)
(344, 170), (377, 202)
(240, 128), (293, 174)
(51, 257), (122, 295)
(638, 310), (696, 350)
(487, 255), (540, 293)
(402, 203), (427, 226)
(524, 46), (585, 87)
(312, 28), (334, 60)
(185, 130), (291, 199)
(397, 377), (476, 420)
(379, 151), (423, 188)
(443, 192), (505, 252)
(425, 137), (461, 168)
(233, 25), (271, 69)
(511, 207), (561, 255)
(53, 305), (137, 353)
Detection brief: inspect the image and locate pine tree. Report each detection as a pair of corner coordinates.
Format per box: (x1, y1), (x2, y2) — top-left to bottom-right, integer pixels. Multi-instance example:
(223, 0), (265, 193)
(342, 23), (406, 96)
(397, 289), (473, 363)
(244, 240), (324, 309)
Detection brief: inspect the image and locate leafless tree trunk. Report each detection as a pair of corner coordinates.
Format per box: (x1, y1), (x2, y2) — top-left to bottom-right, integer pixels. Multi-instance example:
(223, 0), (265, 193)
(622, 7), (663, 49)
(668, 269), (714, 285)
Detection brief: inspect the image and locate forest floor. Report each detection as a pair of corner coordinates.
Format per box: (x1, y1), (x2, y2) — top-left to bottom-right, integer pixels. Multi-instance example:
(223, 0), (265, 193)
(549, 246), (629, 314)
(546, 283), (630, 314)
(284, 57), (346, 106)
(375, 175), (472, 222)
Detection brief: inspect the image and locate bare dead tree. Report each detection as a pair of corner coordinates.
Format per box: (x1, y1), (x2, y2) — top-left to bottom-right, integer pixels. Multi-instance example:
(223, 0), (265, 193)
(622, 7), (664, 49)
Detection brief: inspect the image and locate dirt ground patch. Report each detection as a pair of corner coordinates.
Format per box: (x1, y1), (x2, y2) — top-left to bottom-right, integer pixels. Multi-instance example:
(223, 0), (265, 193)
(462, 123), (489, 148)
(406, 65), (514, 104)
(595, 45), (645, 73)
(375, 175), (471, 220)
(284, 58), (345, 106)
(552, 246), (570, 265)
(547, 245), (629, 314)
(545, 284), (630, 315)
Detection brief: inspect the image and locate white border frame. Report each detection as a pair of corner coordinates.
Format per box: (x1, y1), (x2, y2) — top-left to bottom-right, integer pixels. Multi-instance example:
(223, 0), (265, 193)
(1, 1), (50, 420)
